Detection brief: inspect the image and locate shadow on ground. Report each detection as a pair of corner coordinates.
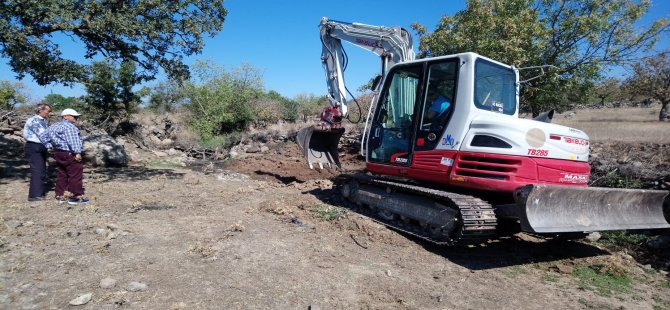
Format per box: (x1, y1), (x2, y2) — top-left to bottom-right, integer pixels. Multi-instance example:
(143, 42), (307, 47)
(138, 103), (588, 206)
(305, 184), (613, 271)
(0, 135), (28, 183)
(89, 166), (185, 182)
(254, 170), (300, 184)
(419, 235), (609, 271)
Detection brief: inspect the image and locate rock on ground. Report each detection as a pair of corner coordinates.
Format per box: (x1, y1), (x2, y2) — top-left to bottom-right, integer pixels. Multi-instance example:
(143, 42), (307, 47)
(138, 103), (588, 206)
(69, 293), (92, 306)
(83, 133), (128, 167)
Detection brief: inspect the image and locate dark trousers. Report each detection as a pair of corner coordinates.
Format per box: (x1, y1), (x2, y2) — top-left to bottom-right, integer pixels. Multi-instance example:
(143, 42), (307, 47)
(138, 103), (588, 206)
(25, 142), (48, 199)
(53, 151), (84, 197)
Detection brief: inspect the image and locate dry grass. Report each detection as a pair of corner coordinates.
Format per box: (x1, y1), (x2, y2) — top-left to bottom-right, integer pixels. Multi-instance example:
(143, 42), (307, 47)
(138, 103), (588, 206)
(552, 107), (669, 143)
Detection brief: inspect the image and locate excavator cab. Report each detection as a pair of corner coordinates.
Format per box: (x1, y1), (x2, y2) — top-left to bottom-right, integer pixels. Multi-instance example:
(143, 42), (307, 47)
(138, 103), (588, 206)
(367, 59), (458, 165)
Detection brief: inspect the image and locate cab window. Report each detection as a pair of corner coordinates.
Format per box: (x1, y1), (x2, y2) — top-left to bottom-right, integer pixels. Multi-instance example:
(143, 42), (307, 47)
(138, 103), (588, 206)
(474, 60), (516, 115)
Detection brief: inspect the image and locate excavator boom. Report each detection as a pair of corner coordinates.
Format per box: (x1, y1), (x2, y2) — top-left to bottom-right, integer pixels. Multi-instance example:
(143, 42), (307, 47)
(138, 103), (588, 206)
(297, 17), (415, 169)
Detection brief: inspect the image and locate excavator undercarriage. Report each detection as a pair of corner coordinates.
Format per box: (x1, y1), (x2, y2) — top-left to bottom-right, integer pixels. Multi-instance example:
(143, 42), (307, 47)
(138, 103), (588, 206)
(340, 174), (670, 244)
(342, 174), (497, 245)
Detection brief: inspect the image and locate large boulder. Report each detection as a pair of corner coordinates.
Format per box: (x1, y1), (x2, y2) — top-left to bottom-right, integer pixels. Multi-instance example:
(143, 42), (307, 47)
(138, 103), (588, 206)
(83, 134), (128, 167)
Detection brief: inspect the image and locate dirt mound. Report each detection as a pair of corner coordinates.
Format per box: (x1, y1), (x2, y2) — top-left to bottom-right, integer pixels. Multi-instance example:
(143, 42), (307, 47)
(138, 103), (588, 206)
(590, 142), (670, 189)
(224, 129), (365, 185)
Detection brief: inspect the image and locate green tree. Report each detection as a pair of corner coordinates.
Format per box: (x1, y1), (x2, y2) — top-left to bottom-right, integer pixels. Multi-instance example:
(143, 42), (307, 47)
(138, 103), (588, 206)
(118, 60), (141, 114)
(592, 78), (623, 107)
(147, 81), (186, 113)
(0, 0), (227, 85)
(0, 80), (28, 110)
(294, 93), (325, 122)
(624, 52), (670, 121)
(412, 0), (669, 116)
(266, 90), (299, 122)
(184, 61), (264, 139)
(43, 93), (84, 111)
(84, 59), (141, 130)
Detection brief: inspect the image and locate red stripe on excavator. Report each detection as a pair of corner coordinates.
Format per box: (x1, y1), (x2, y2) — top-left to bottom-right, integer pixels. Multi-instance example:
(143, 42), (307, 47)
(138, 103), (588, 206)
(366, 150), (590, 194)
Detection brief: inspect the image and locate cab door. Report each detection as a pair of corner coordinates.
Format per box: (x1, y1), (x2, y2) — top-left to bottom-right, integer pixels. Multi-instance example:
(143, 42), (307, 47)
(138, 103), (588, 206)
(367, 64), (422, 165)
(415, 59), (458, 151)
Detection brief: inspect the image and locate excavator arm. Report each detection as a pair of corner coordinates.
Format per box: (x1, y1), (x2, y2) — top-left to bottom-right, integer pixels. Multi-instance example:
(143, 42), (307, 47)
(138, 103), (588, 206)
(319, 17), (415, 118)
(297, 17), (415, 169)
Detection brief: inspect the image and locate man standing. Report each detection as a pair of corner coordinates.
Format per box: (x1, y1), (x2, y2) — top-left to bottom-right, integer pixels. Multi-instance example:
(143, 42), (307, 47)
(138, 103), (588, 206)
(23, 103), (52, 201)
(40, 108), (89, 205)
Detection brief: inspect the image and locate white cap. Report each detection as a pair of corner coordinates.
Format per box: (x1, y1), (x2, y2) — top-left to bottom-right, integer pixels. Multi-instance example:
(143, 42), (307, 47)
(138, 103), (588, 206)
(61, 108), (81, 116)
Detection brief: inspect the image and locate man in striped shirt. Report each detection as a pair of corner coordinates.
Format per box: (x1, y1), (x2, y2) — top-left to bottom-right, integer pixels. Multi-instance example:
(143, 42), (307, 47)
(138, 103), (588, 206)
(40, 108), (89, 205)
(23, 103), (52, 201)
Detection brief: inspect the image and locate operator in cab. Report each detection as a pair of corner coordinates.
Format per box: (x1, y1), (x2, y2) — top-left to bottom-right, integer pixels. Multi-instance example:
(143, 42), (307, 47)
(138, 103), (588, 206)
(423, 84), (453, 130)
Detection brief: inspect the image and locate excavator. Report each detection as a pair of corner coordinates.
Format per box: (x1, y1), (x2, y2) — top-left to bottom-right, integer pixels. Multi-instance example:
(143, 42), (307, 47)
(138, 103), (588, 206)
(297, 17), (670, 244)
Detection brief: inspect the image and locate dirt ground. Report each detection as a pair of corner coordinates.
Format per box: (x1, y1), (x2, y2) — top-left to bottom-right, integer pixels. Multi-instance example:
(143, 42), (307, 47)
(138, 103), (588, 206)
(2, 126), (670, 309)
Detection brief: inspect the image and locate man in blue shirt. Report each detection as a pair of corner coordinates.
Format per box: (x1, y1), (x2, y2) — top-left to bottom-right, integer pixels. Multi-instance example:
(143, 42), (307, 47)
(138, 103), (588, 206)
(430, 94), (451, 116)
(40, 108), (89, 205)
(424, 86), (452, 128)
(23, 103), (52, 201)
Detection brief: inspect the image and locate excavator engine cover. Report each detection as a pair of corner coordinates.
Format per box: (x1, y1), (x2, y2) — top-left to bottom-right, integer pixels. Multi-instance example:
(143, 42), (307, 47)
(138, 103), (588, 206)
(517, 184), (670, 233)
(296, 126), (345, 169)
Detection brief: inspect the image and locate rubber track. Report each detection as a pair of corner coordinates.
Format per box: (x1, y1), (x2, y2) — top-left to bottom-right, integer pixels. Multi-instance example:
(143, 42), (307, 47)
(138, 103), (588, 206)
(351, 175), (498, 245)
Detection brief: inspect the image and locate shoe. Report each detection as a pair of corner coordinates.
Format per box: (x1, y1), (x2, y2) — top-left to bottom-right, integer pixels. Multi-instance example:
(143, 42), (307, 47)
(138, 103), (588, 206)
(28, 197), (45, 202)
(67, 197), (90, 205)
(55, 196), (65, 204)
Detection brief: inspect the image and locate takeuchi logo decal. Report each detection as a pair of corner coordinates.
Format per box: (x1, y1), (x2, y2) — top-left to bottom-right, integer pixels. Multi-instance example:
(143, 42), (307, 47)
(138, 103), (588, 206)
(564, 137), (588, 146)
(355, 38), (379, 48)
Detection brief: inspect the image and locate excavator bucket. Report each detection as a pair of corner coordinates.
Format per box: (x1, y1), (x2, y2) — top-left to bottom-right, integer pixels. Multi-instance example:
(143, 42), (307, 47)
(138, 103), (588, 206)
(517, 184), (670, 233)
(296, 126), (345, 169)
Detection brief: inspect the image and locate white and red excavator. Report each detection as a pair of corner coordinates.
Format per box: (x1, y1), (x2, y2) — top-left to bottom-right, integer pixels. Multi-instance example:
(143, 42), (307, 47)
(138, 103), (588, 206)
(297, 17), (669, 244)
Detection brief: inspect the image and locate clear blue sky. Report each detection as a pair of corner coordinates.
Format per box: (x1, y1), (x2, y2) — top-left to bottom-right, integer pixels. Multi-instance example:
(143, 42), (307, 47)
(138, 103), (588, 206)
(0, 0), (668, 103)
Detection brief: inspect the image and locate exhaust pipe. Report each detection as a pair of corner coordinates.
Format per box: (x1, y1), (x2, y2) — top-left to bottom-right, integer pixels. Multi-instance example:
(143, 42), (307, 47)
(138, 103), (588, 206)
(533, 109), (554, 123)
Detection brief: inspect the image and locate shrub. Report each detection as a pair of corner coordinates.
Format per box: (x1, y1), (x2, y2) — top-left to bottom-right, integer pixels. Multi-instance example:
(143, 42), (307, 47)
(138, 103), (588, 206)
(183, 61), (263, 140)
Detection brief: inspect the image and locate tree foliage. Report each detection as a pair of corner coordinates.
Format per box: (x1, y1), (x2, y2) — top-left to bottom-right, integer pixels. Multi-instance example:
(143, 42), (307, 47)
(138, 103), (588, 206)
(83, 59), (141, 130)
(183, 61), (262, 139)
(147, 80), (186, 113)
(0, 0), (227, 85)
(144, 61), (325, 143)
(412, 0), (669, 116)
(591, 78), (623, 107)
(624, 52), (670, 120)
(294, 93), (326, 122)
(265, 90), (298, 122)
(43, 93), (84, 111)
(0, 80), (28, 110)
